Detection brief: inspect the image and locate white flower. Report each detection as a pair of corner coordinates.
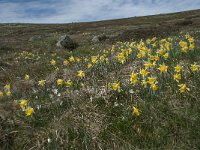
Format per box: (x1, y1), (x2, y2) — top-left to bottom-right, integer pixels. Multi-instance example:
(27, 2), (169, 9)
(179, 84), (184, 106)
(47, 138), (51, 143)
(36, 105), (41, 110)
(52, 89), (58, 95)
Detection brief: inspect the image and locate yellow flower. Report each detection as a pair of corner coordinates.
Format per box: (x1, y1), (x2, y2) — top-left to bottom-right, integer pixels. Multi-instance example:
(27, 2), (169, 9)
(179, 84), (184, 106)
(63, 60), (69, 66)
(87, 63), (92, 69)
(189, 44), (195, 50)
(112, 82), (120, 91)
(84, 57), (89, 62)
(100, 55), (105, 62)
(25, 74), (30, 80)
(140, 69), (149, 78)
(178, 84), (189, 93)
(20, 99), (28, 109)
(174, 65), (182, 73)
(154, 55), (159, 61)
(141, 80), (148, 87)
(76, 58), (81, 63)
(69, 56), (75, 62)
(179, 41), (187, 48)
(4, 84), (10, 91)
(163, 53), (169, 59)
(149, 55), (155, 61)
(158, 63), (168, 73)
(57, 79), (63, 86)
(91, 56), (98, 64)
(77, 70), (85, 78)
(144, 61), (152, 69)
(6, 91), (11, 96)
(174, 74), (181, 82)
(151, 43), (156, 47)
(188, 37), (194, 43)
(137, 53), (142, 59)
(50, 59), (56, 65)
(133, 106), (140, 116)
(117, 52), (126, 64)
(38, 80), (46, 86)
(0, 91), (3, 97)
(65, 80), (73, 86)
(156, 49), (165, 55)
(179, 41), (188, 53)
(151, 84), (158, 91)
(130, 72), (138, 84)
(25, 107), (34, 117)
(148, 76), (157, 85)
(191, 63), (198, 72)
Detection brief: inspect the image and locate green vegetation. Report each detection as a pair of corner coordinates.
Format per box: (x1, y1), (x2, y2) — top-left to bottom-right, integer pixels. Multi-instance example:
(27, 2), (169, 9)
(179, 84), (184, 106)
(1, 9), (200, 150)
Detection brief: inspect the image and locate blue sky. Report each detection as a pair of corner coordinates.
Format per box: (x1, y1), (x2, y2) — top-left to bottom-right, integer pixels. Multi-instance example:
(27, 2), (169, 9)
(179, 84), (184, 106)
(0, 0), (200, 23)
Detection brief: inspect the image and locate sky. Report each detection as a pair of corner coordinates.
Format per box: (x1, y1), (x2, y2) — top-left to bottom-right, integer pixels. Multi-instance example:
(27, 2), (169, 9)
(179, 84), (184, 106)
(0, 0), (200, 23)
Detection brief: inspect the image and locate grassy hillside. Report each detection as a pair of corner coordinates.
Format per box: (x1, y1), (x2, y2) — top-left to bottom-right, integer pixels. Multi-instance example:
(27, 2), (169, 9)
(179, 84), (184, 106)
(0, 9), (200, 149)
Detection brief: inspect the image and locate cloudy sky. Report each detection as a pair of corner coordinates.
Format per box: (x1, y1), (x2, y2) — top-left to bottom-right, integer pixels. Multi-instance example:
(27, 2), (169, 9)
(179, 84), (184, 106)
(0, 0), (200, 23)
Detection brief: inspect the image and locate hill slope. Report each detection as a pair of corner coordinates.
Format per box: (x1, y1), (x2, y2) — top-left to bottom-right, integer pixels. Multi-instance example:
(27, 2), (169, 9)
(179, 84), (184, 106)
(0, 9), (200, 149)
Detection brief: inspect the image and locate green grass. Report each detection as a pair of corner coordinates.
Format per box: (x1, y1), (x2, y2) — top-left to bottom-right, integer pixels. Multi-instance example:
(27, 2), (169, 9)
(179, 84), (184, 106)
(1, 10), (200, 150)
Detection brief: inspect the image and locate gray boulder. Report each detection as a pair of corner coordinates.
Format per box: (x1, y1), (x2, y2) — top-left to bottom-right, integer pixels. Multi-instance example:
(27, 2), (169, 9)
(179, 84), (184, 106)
(91, 34), (108, 43)
(56, 34), (77, 49)
(91, 36), (100, 43)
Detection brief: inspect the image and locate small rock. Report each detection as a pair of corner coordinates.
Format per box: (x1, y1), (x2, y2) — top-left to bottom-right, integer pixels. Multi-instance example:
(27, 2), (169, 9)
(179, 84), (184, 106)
(56, 34), (78, 49)
(91, 34), (108, 43)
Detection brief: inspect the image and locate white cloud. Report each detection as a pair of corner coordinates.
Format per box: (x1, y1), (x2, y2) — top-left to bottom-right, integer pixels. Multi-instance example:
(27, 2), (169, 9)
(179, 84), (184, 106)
(0, 0), (200, 23)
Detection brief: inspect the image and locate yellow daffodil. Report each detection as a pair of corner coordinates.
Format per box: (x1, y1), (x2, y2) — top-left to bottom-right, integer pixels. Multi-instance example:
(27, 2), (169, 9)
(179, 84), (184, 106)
(174, 74), (181, 82)
(175, 65), (182, 73)
(140, 69), (149, 78)
(84, 58), (89, 62)
(20, 99), (28, 109)
(69, 56), (75, 62)
(178, 84), (189, 93)
(77, 70), (85, 78)
(112, 82), (120, 91)
(0, 91), (3, 97)
(65, 80), (73, 86)
(130, 72), (138, 84)
(144, 61), (152, 69)
(141, 80), (148, 87)
(38, 80), (46, 86)
(117, 53), (126, 64)
(76, 58), (81, 63)
(179, 41), (188, 53)
(156, 49), (165, 55)
(91, 56), (98, 64)
(6, 91), (11, 96)
(24, 74), (30, 80)
(63, 60), (69, 66)
(57, 79), (64, 86)
(154, 55), (159, 61)
(189, 43), (195, 50)
(163, 53), (169, 59)
(158, 63), (168, 73)
(137, 53), (142, 59)
(151, 83), (158, 91)
(50, 59), (56, 65)
(25, 107), (34, 117)
(133, 106), (140, 116)
(191, 63), (198, 72)
(87, 63), (92, 69)
(4, 84), (10, 91)
(188, 37), (194, 43)
(148, 76), (157, 85)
